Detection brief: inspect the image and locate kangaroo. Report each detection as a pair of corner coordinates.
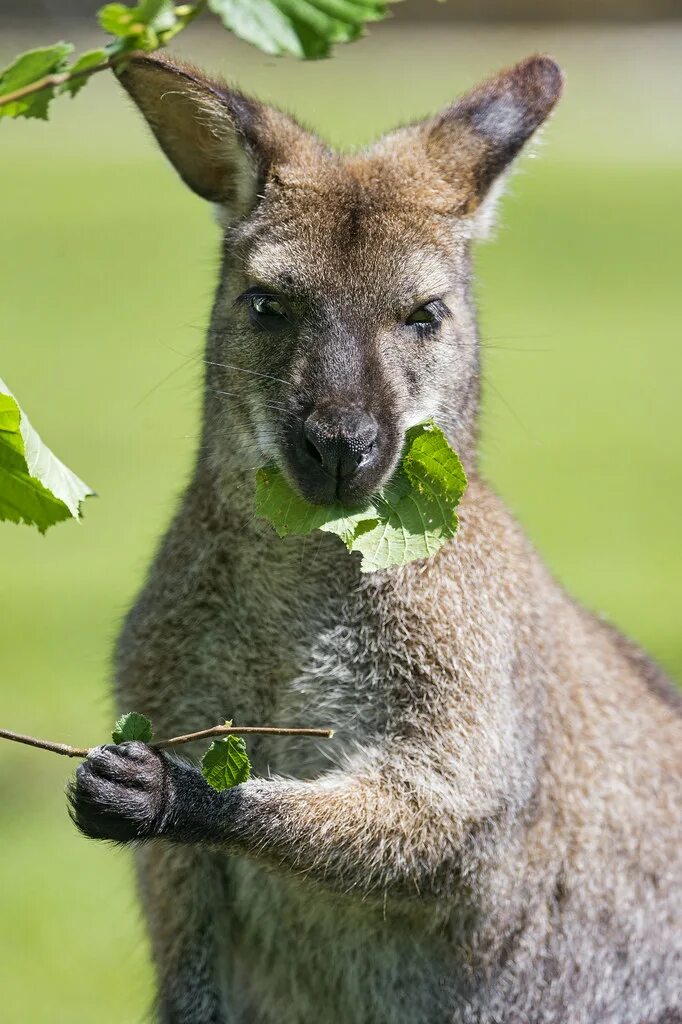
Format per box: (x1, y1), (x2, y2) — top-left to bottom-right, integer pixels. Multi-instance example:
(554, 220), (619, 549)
(70, 52), (682, 1024)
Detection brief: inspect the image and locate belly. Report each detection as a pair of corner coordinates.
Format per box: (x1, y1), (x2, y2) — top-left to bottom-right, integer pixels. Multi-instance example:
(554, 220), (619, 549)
(223, 858), (456, 1024)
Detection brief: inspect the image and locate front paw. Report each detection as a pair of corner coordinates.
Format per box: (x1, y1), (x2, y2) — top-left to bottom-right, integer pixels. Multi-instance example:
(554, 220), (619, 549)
(68, 742), (174, 843)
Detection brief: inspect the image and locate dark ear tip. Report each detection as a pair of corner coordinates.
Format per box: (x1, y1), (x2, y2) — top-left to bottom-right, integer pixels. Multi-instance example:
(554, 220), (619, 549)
(517, 54), (564, 105)
(116, 50), (206, 92)
(123, 50), (179, 70)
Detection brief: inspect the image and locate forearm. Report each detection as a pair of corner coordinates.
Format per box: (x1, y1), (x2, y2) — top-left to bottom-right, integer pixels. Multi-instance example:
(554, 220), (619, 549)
(71, 727), (528, 900)
(164, 748), (498, 899)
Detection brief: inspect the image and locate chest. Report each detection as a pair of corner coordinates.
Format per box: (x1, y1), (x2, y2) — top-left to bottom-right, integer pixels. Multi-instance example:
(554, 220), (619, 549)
(129, 531), (447, 775)
(236, 596), (400, 778)
(197, 545), (429, 777)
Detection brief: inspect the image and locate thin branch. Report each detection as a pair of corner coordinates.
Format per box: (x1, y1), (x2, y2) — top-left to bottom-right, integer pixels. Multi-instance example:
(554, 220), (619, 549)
(0, 728), (89, 758)
(154, 724), (334, 749)
(0, 723), (334, 760)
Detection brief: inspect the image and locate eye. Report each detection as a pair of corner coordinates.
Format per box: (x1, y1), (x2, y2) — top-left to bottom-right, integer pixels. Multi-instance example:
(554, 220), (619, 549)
(238, 290), (288, 329)
(404, 300), (444, 329)
(249, 294), (284, 317)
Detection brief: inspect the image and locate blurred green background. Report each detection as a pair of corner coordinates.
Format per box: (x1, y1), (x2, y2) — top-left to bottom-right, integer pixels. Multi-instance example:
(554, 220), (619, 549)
(1, 13), (681, 1023)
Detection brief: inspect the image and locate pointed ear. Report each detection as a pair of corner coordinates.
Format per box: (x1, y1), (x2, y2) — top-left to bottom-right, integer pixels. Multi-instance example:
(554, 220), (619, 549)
(425, 55), (563, 217)
(117, 53), (318, 218)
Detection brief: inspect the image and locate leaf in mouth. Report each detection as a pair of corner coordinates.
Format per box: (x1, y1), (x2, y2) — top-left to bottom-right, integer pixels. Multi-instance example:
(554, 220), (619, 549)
(254, 421), (467, 572)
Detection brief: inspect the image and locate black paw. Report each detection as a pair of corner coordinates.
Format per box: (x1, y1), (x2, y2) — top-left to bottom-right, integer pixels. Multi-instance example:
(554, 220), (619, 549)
(68, 742), (174, 843)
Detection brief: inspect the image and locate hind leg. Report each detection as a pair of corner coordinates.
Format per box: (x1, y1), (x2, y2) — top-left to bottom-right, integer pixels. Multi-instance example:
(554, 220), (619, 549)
(135, 843), (236, 1024)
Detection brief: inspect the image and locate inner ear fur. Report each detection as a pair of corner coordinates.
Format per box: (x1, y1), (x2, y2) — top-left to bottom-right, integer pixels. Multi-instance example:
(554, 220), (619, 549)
(117, 53), (318, 213)
(426, 54), (564, 213)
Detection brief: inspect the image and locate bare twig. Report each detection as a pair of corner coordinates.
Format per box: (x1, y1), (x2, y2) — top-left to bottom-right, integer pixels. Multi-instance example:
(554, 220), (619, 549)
(0, 728), (89, 758)
(154, 724), (334, 749)
(0, 723), (333, 760)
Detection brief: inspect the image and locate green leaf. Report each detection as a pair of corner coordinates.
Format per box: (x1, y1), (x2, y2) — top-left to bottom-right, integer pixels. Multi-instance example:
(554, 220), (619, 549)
(0, 43), (74, 120)
(202, 736), (251, 791)
(255, 421), (468, 573)
(99, 3), (135, 35)
(208, 0), (390, 59)
(0, 380), (94, 533)
(136, 0), (174, 22)
(255, 464), (371, 542)
(208, 0), (304, 57)
(98, 1), (177, 48)
(61, 49), (108, 98)
(112, 711), (154, 744)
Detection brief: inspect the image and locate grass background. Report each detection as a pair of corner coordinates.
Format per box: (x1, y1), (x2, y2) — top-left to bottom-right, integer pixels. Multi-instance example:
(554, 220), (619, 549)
(1, 19), (681, 1022)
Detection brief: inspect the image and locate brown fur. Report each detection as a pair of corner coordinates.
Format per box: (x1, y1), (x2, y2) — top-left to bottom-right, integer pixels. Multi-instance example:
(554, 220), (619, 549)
(78, 53), (681, 1023)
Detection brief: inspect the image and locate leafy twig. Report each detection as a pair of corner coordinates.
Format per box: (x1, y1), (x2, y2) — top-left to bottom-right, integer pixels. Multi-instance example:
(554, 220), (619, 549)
(0, 1), (209, 118)
(0, 723), (333, 759)
(0, 58), (115, 110)
(1, 0), (396, 122)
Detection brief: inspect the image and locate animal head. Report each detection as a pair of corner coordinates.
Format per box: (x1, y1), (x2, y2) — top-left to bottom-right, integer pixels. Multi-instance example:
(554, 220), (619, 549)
(121, 53), (562, 505)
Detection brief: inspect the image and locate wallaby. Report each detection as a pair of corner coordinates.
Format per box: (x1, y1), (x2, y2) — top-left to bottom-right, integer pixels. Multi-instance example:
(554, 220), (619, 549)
(70, 52), (682, 1024)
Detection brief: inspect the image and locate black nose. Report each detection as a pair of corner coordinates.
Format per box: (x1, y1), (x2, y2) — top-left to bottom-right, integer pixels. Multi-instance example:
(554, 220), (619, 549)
(304, 407), (379, 480)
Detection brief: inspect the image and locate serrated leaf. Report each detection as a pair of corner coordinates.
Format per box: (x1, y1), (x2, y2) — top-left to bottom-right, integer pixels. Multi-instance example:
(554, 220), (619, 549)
(99, 3), (128, 33)
(208, 0), (305, 57)
(0, 380), (94, 532)
(255, 421), (467, 572)
(112, 711), (153, 744)
(349, 468), (457, 573)
(61, 49), (108, 98)
(0, 43), (74, 120)
(403, 423), (468, 507)
(208, 0), (390, 59)
(137, 0), (173, 22)
(98, 1), (176, 45)
(202, 736), (251, 792)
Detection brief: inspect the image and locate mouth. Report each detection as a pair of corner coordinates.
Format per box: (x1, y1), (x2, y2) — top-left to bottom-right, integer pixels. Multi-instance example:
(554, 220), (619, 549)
(281, 422), (400, 508)
(287, 454), (385, 508)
